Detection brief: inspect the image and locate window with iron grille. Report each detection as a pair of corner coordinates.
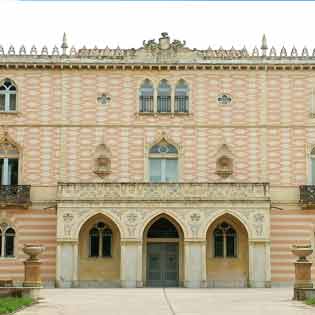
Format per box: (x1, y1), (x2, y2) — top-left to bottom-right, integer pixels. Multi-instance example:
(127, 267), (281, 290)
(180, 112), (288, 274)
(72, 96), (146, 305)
(157, 80), (171, 113)
(175, 79), (189, 113)
(139, 79), (154, 113)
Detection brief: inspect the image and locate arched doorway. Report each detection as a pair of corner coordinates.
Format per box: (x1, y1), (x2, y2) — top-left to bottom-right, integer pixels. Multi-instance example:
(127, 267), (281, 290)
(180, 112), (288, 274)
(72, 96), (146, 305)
(206, 214), (249, 287)
(78, 214), (121, 287)
(143, 215), (183, 287)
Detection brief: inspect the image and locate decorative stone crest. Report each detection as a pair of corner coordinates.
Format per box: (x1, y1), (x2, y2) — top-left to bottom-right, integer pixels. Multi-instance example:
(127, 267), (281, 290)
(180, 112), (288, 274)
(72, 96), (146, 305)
(94, 144), (111, 178)
(123, 211), (142, 237)
(187, 212), (202, 237)
(253, 213), (264, 236)
(143, 33), (186, 52)
(63, 213), (74, 236)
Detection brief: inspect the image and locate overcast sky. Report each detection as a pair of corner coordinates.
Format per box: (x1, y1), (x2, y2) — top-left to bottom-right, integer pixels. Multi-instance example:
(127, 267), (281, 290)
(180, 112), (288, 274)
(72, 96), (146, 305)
(2, 0), (315, 53)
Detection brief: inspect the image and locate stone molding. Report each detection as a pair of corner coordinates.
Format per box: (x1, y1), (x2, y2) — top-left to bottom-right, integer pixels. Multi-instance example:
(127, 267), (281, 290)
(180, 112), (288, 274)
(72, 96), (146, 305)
(57, 182), (270, 202)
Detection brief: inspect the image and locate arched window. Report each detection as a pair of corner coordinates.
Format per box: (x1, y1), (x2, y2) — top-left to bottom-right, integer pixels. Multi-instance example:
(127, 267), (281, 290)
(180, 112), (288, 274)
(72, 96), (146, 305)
(310, 147), (315, 184)
(213, 222), (237, 258)
(157, 80), (171, 113)
(0, 79), (17, 112)
(149, 139), (178, 182)
(0, 135), (19, 185)
(89, 222), (112, 257)
(139, 79), (154, 113)
(4, 228), (15, 257)
(175, 80), (189, 113)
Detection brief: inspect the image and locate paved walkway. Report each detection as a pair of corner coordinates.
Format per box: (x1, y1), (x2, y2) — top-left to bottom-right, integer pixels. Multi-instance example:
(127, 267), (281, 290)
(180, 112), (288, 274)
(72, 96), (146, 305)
(18, 288), (314, 315)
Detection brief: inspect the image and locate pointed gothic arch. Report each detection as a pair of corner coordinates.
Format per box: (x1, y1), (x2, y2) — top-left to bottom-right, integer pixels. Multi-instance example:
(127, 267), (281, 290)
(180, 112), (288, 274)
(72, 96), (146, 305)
(147, 134), (180, 182)
(142, 213), (185, 287)
(205, 212), (249, 287)
(78, 212), (121, 286)
(0, 132), (21, 185)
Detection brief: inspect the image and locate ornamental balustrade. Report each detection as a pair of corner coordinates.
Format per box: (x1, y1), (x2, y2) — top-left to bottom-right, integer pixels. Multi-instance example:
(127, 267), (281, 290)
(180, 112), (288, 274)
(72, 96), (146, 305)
(57, 182), (270, 202)
(0, 185), (31, 208)
(1, 33), (315, 64)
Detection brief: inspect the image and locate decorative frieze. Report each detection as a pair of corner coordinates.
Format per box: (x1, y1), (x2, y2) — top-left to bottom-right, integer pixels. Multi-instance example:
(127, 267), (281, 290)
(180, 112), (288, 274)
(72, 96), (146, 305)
(57, 182), (270, 202)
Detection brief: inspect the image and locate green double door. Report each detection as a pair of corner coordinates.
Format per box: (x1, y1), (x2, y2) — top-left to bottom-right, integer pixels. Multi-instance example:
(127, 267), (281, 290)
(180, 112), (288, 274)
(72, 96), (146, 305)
(147, 243), (179, 287)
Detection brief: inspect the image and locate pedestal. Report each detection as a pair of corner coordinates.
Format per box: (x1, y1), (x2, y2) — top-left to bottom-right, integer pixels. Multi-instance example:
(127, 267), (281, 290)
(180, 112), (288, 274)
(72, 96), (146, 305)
(22, 244), (45, 288)
(23, 259), (42, 288)
(294, 261), (313, 289)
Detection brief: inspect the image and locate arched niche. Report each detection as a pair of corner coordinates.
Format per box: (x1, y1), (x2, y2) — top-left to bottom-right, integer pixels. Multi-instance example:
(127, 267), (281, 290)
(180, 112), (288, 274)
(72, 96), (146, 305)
(205, 213), (249, 287)
(78, 213), (121, 287)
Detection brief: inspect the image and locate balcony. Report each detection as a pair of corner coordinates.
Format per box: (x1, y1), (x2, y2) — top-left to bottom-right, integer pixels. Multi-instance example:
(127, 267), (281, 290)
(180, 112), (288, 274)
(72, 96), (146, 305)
(299, 185), (315, 208)
(57, 182), (270, 203)
(0, 185), (31, 208)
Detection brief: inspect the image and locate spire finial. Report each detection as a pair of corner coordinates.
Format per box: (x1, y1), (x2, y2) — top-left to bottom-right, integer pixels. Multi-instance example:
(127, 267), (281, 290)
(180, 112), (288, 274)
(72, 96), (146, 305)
(61, 32), (68, 55)
(261, 34), (268, 56)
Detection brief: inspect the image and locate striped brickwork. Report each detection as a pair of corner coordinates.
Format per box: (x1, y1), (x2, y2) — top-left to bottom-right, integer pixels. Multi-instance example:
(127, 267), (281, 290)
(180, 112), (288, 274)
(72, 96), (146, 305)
(271, 209), (315, 285)
(0, 67), (315, 285)
(0, 209), (56, 286)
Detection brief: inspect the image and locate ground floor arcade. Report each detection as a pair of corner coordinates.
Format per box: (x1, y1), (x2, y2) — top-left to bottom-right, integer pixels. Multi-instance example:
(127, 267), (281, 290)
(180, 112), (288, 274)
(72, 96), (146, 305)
(56, 183), (271, 288)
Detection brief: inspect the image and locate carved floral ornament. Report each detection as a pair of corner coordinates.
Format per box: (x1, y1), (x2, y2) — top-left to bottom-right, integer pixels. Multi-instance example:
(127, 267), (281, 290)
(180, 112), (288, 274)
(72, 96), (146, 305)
(97, 94), (111, 106)
(217, 94), (232, 105)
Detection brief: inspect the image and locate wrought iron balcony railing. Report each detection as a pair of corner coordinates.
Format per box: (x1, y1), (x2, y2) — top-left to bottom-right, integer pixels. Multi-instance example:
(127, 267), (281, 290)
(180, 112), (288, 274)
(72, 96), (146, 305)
(0, 185), (31, 208)
(299, 185), (315, 207)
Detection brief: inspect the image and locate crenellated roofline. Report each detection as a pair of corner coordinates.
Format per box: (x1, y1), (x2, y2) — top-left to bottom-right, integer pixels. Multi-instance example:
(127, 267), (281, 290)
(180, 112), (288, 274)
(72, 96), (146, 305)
(1, 33), (315, 70)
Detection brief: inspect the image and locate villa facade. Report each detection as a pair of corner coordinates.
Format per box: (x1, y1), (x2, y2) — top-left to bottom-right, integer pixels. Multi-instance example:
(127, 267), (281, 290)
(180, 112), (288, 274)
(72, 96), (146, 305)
(0, 33), (315, 288)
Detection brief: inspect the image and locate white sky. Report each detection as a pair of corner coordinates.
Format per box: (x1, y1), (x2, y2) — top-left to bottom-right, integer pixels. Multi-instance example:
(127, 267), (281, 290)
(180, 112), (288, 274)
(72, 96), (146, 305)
(1, 0), (315, 52)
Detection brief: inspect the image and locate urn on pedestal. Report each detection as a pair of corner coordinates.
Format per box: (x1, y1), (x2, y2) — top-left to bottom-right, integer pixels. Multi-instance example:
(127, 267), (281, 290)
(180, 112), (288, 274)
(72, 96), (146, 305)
(291, 244), (313, 289)
(23, 244), (45, 287)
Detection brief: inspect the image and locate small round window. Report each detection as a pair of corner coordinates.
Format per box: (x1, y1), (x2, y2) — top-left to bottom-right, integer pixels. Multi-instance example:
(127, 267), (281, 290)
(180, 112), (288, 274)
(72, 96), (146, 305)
(217, 94), (232, 105)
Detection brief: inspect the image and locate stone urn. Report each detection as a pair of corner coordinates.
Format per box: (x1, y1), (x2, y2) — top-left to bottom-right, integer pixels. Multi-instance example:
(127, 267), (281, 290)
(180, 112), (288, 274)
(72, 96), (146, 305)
(291, 244), (313, 262)
(291, 244), (313, 291)
(23, 244), (45, 261)
(23, 244), (45, 288)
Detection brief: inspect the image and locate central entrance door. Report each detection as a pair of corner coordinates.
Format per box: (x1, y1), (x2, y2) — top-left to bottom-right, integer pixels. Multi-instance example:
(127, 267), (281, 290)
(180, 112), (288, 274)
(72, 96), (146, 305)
(147, 243), (179, 287)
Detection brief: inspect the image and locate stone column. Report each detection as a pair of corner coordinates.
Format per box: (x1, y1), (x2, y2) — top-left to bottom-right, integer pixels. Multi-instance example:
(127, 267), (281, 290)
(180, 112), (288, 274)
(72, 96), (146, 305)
(56, 240), (77, 288)
(23, 244), (45, 287)
(248, 240), (270, 288)
(120, 240), (142, 288)
(184, 240), (206, 288)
